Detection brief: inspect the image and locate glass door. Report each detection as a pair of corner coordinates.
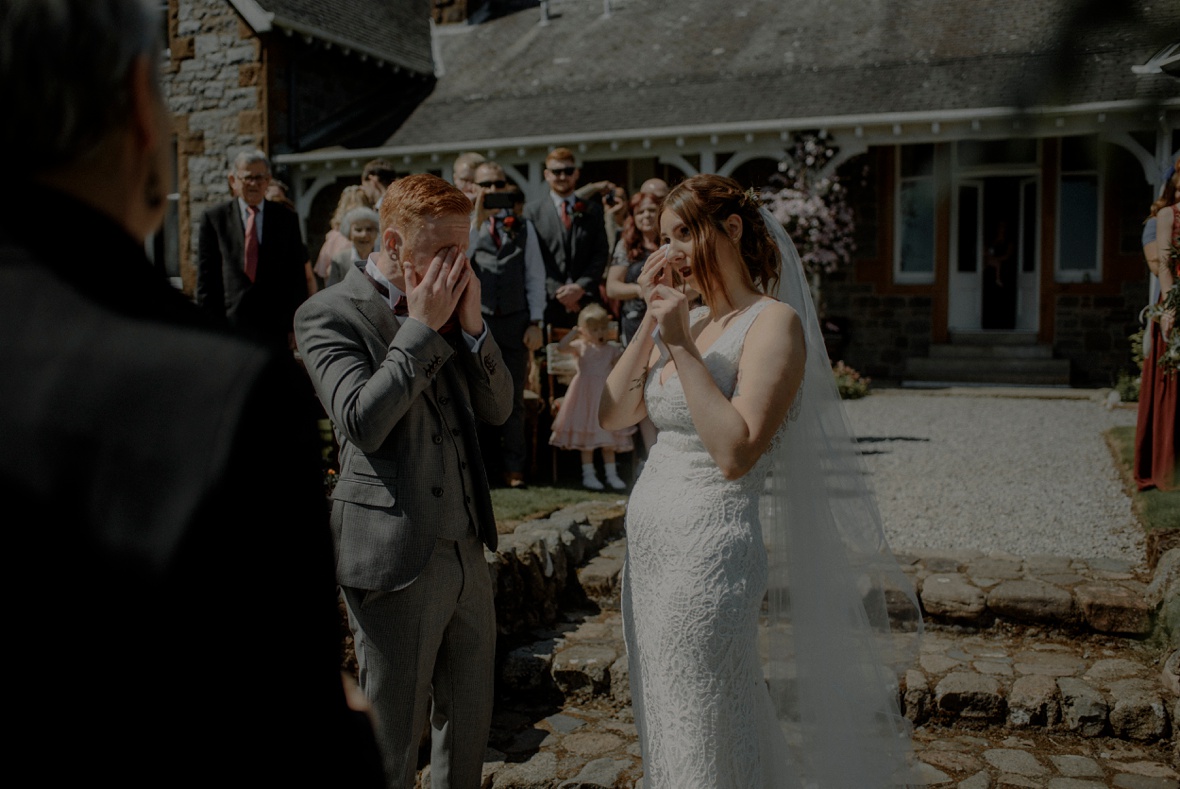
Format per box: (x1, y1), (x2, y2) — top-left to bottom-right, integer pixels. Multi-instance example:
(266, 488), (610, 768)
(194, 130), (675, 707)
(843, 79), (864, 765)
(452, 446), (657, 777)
(949, 180), (983, 330)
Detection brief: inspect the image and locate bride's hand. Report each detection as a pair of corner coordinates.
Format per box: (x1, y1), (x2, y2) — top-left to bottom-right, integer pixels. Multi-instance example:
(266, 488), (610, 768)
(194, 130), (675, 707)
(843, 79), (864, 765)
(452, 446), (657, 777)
(647, 283), (691, 346)
(638, 245), (672, 303)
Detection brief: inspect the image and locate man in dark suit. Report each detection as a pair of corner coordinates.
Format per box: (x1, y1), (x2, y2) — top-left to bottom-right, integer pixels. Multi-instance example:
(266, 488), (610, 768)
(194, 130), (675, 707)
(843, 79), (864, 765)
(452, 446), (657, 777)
(469, 162), (546, 487)
(295, 174), (513, 789)
(0, 0), (379, 784)
(197, 148), (309, 346)
(523, 146), (610, 328)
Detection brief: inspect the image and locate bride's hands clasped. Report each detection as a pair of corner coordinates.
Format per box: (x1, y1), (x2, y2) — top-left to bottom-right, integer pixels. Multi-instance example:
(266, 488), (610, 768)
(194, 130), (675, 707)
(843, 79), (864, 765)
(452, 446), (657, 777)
(639, 245), (692, 346)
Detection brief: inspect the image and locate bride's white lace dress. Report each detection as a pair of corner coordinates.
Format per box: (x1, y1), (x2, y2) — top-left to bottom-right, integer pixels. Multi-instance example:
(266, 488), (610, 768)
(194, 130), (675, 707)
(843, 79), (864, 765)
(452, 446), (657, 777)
(621, 301), (800, 789)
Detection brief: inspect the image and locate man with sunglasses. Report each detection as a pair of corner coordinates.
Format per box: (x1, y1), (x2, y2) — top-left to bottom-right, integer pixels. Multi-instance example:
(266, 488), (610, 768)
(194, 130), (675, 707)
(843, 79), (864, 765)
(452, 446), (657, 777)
(469, 163), (546, 487)
(524, 147), (609, 328)
(197, 148), (310, 348)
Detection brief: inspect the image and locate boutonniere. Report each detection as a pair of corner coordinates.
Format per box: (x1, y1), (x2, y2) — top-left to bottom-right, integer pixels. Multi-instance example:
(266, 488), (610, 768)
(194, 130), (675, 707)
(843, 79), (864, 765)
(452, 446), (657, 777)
(498, 214), (522, 241)
(572, 201), (587, 220)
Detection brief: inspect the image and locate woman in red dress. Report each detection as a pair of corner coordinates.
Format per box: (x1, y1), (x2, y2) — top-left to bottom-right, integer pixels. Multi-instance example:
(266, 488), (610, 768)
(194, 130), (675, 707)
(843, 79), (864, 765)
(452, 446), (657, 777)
(1134, 161), (1179, 491)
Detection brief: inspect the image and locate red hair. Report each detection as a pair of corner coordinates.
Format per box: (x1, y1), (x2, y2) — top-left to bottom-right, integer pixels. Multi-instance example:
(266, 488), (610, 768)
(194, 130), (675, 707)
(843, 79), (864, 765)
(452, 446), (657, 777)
(380, 174), (472, 242)
(545, 147), (577, 166)
(660, 174), (779, 310)
(619, 191), (661, 263)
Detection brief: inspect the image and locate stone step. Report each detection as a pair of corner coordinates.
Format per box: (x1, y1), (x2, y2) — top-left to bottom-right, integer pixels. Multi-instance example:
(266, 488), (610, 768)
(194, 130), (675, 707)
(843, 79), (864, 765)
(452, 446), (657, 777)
(576, 540), (626, 610)
(950, 331), (1041, 346)
(929, 342), (1054, 359)
(905, 356), (1071, 385)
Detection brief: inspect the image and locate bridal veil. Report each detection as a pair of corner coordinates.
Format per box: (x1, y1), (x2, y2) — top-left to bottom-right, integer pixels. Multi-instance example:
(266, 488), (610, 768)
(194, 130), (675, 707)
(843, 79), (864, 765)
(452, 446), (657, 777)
(759, 207), (922, 788)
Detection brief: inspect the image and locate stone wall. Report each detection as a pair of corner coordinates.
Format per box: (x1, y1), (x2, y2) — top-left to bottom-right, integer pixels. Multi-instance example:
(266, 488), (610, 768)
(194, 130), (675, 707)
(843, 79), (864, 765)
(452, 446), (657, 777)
(824, 274), (935, 380)
(165, 0), (266, 293)
(1054, 281), (1148, 386)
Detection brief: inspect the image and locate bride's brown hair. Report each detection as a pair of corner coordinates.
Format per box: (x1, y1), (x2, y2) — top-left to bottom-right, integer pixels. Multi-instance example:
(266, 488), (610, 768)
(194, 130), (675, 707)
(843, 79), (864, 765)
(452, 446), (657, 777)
(660, 174), (780, 310)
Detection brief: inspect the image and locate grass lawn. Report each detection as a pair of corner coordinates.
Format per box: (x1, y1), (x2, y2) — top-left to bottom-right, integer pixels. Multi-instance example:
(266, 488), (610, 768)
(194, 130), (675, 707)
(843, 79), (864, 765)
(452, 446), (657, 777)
(1104, 426), (1180, 532)
(490, 483), (628, 534)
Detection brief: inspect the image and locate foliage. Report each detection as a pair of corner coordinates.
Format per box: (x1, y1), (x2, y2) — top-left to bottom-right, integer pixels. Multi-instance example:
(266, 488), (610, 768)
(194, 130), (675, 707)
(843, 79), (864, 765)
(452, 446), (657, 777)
(761, 131), (858, 314)
(1113, 371), (1140, 403)
(1144, 282), (1180, 374)
(833, 361), (871, 400)
(1105, 427), (1180, 533)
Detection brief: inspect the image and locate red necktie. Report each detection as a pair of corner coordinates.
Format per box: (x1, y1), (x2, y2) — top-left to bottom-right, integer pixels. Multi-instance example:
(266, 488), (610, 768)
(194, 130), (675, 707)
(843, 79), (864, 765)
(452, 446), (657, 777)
(244, 204), (259, 282)
(560, 199), (572, 231)
(489, 217), (500, 249)
(393, 295), (408, 316)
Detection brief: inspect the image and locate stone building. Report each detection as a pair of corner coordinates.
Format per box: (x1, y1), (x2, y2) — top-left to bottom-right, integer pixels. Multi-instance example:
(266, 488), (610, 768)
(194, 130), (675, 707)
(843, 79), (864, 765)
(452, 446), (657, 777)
(274, 0), (1179, 386)
(158, 0), (435, 293)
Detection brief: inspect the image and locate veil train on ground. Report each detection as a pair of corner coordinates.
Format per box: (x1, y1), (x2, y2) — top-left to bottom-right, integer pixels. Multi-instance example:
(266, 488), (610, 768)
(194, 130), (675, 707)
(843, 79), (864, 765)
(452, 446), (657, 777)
(759, 206), (923, 788)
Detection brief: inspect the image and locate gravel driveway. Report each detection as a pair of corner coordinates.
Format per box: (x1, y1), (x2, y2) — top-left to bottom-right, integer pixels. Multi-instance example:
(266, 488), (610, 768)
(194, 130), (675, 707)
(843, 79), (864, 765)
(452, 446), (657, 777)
(841, 389), (1144, 564)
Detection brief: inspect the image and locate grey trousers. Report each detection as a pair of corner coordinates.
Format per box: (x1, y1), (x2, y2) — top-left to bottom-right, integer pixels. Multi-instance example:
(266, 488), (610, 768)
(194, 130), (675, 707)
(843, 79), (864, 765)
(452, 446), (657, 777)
(342, 535), (496, 789)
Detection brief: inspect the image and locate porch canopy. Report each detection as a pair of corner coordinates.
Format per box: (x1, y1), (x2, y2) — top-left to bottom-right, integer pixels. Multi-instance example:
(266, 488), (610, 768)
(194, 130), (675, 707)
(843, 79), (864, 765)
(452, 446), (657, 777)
(275, 0), (1180, 213)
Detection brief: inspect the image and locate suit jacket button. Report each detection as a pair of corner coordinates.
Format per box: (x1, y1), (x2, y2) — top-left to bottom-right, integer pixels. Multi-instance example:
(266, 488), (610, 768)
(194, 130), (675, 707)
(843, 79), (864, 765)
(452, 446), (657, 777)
(433, 434), (443, 445)
(439, 396), (450, 405)
(432, 487), (443, 498)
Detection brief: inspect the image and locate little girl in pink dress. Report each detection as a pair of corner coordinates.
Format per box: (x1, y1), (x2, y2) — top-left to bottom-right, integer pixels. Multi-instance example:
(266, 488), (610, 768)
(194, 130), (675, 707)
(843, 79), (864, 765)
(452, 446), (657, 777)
(550, 304), (634, 490)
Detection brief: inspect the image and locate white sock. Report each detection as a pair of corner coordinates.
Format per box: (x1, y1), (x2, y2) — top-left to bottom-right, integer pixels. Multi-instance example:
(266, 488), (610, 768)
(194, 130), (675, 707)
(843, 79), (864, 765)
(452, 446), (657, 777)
(604, 462), (626, 489)
(582, 463), (604, 490)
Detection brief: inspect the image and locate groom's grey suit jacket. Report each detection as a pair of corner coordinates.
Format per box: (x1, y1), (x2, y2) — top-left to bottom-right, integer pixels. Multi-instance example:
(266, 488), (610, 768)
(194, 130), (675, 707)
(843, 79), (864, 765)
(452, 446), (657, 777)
(294, 264), (513, 591)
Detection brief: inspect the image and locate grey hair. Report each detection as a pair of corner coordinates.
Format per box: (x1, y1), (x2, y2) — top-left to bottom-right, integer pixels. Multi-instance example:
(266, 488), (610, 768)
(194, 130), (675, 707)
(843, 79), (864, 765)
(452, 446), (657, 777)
(340, 207), (380, 237)
(0, 0), (163, 176)
(453, 151), (486, 177)
(233, 148), (271, 173)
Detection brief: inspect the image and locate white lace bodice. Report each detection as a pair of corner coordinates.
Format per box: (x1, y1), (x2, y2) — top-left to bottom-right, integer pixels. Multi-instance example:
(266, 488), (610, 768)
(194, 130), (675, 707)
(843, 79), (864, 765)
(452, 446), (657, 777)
(622, 300), (801, 789)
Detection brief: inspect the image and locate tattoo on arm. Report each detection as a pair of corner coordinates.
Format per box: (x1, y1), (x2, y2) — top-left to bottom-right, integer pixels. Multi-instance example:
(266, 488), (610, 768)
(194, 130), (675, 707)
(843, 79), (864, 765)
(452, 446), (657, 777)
(627, 371), (648, 392)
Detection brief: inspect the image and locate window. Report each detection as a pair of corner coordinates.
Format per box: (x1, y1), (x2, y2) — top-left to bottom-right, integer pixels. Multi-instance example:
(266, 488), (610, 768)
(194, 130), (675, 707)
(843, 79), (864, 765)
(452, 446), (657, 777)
(1056, 136), (1100, 282)
(896, 144), (935, 283)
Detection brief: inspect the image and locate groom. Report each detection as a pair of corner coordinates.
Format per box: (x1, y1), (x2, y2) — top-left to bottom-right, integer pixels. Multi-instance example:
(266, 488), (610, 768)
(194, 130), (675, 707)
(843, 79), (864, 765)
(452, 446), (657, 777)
(295, 174), (513, 788)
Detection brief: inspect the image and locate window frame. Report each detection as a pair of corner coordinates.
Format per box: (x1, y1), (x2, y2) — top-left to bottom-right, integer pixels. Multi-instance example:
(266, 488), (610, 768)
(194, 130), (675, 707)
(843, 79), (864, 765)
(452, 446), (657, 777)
(893, 144), (937, 285)
(1054, 135), (1103, 284)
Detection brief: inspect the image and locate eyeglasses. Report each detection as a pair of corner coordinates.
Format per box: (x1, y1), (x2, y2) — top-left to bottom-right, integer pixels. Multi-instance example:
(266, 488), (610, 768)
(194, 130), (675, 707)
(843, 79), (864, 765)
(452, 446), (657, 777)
(477, 180), (507, 189)
(547, 166), (577, 177)
(236, 173), (270, 185)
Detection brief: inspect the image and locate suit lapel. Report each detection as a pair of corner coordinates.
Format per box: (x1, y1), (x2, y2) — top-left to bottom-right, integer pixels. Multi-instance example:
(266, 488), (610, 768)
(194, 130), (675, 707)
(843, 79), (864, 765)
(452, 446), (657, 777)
(226, 201), (245, 270)
(343, 266), (400, 347)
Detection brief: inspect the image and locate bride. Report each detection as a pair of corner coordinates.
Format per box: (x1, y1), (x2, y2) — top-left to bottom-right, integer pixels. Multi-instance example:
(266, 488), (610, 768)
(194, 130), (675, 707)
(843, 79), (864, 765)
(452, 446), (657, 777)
(600, 174), (920, 788)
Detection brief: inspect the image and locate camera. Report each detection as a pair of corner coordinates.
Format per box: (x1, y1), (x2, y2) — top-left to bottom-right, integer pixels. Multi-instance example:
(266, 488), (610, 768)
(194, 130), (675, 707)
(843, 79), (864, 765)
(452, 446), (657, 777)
(483, 192), (515, 210)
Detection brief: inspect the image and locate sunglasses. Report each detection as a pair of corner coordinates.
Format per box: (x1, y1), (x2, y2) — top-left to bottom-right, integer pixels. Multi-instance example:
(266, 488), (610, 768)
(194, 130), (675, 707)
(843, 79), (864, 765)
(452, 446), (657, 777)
(477, 180), (507, 189)
(547, 166), (577, 177)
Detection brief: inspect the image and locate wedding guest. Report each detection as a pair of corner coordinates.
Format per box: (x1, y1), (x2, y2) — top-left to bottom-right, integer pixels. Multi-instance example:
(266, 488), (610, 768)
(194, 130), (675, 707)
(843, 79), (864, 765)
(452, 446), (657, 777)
(314, 185), (375, 288)
(468, 162), (546, 487)
(196, 148), (310, 348)
(639, 177), (670, 200)
(452, 151), (486, 203)
(549, 304), (633, 490)
(267, 178), (295, 209)
(266, 178), (319, 297)
(361, 158), (397, 208)
(606, 191), (661, 345)
(0, 0), (380, 782)
(327, 206), (380, 287)
(605, 191), (662, 461)
(1135, 161), (1179, 491)
(524, 147), (609, 328)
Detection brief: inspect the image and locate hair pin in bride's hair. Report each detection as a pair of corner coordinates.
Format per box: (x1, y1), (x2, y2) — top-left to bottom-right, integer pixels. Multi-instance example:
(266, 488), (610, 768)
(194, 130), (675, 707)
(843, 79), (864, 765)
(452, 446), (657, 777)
(742, 187), (764, 209)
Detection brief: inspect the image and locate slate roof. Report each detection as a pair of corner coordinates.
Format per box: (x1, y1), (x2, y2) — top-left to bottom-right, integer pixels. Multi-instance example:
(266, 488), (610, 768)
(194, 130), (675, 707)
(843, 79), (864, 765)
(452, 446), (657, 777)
(247, 0), (434, 75)
(387, 0), (1179, 147)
